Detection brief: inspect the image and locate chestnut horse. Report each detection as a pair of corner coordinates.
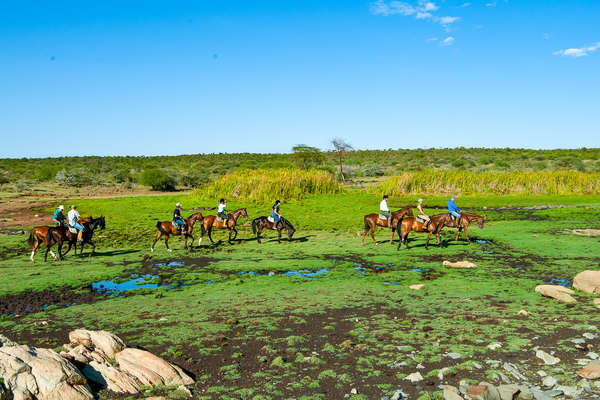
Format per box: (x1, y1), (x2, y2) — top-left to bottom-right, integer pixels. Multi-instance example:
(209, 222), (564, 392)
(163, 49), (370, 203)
(396, 213), (448, 250)
(151, 212), (204, 252)
(361, 207), (414, 245)
(251, 216), (295, 244)
(50, 216), (106, 257)
(200, 208), (249, 245)
(434, 212), (485, 244)
(28, 226), (63, 262)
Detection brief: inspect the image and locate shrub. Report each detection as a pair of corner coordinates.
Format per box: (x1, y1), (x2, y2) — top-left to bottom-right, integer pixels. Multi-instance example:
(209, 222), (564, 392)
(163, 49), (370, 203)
(140, 169), (177, 191)
(0, 171), (8, 184)
(55, 168), (92, 187)
(37, 165), (59, 182)
(193, 168), (343, 202)
(181, 172), (210, 188)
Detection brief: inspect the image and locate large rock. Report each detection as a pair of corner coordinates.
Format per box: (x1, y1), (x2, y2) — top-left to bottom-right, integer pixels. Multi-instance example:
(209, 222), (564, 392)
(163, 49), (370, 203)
(534, 285), (577, 303)
(68, 330), (125, 359)
(115, 348), (193, 387)
(535, 350), (560, 365)
(80, 361), (140, 394)
(443, 260), (476, 268)
(573, 270), (600, 294)
(0, 335), (94, 400)
(578, 360), (600, 380)
(571, 229), (600, 237)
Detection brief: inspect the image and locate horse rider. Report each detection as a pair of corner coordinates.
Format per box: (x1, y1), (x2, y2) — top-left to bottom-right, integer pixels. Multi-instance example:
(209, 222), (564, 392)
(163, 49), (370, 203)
(52, 205), (66, 227)
(217, 198), (228, 222)
(417, 199), (431, 229)
(380, 195), (392, 227)
(67, 205), (85, 242)
(272, 200), (282, 223)
(173, 203), (186, 232)
(448, 195), (462, 225)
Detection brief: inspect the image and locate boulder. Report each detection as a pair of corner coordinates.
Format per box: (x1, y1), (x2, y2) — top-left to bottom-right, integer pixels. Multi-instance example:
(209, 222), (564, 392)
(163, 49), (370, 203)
(409, 284), (424, 290)
(80, 361), (140, 394)
(578, 360), (600, 380)
(443, 385), (463, 400)
(0, 335), (94, 400)
(403, 372), (423, 383)
(571, 229), (600, 237)
(115, 348), (193, 387)
(573, 270), (600, 294)
(534, 285), (576, 303)
(496, 384), (520, 400)
(535, 350), (560, 365)
(68, 330), (125, 359)
(443, 260), (476, 268)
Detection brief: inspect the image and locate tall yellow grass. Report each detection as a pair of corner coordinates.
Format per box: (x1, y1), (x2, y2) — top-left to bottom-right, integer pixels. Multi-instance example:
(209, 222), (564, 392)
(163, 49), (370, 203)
(193, 168), (343, 202)
(373, 170), (600, 195)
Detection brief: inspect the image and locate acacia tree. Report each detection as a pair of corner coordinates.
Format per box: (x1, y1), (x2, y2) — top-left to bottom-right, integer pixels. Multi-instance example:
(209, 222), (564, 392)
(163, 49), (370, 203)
(291, 145), (325, 169)
(330, 138), (353, 183)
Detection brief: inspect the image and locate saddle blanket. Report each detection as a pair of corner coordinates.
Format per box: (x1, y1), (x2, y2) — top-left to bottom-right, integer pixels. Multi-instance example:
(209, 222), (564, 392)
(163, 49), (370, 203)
(68, 227), (78, 234)
(378, 214), (387, 221)
(171, 221), (179, 230)
(216, 216), (225, 222)
(416, 216), (427, 223)
(267, 216), (275, 223)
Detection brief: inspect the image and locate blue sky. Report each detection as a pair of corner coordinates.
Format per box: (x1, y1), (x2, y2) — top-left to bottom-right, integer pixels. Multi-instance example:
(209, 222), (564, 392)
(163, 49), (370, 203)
(0, 0), (598, 157)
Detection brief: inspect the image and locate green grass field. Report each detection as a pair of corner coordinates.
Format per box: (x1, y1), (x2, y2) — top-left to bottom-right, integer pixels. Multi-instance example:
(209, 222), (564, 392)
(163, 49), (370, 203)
(1, 191), (600, 399)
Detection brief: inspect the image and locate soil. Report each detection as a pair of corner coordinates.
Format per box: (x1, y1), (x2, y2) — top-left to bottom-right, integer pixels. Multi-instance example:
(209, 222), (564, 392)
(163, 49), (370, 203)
(0, 200), (51, 228)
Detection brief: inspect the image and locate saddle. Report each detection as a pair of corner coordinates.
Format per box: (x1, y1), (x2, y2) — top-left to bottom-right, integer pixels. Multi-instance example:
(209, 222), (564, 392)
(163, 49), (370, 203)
(216, 215), (227, 223)
(171, 221), (179, 230)
(68, 226), (78, 234)
(378, 214), (387, 221)
(267, 216), (275, 223)
(416, 216), (427, 224)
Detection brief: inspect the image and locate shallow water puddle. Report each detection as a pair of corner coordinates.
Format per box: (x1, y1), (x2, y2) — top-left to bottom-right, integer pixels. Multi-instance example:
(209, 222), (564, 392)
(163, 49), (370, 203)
(237, 268), (329, 279)
(91, 274), (185, 295)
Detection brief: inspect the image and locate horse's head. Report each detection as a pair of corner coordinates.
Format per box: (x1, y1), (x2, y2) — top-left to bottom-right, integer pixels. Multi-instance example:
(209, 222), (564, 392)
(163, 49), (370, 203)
(403, 206), (414, 218)
(241, 208), (249, 220)
(284, 218), (296, 239)
(478, 216), (484, 229)
(190, 212), (203, 222)
(97, 216), (106, 230)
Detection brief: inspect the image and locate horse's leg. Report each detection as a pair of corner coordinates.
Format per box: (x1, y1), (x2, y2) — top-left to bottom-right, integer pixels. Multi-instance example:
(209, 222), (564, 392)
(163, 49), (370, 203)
(165, 234), (172, 252)
(389, 222), (396, 245)
(87, 240), (96, 257)
(151, 231), (162, 252)
(464, 225), (471, 243)
(370, 222), (377, 245)
(58, 239), (64, 260)
(455, 227), (461, 243)
(257, 226), (263, 244)
(228, 229), (233, 244)
(277, 228), (282, 244)
(31, 238), (39, 262)
(425, 231), (432, 250)
(208, 228), (215, 245)
(183, 232), (188, 249)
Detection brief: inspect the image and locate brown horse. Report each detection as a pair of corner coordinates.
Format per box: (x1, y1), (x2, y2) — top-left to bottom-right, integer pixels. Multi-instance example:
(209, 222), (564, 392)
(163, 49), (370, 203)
(397, 213), (448, 250)
(251, 216), (295, 244)
(200, 208), (249, 245)
(435, 212), (485, 244)
(361, 207), (414, 245)
(50, 216), (106, 257)
(151, 212), (204, 252)
(28, 226), (63, 262)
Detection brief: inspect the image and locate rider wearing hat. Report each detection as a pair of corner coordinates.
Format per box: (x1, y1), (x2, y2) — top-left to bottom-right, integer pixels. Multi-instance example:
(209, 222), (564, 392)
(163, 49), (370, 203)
(217, 198), (228, 222)
(173, 203), (186, 231)
(417, 199), (431, 229)
(272, 200), (282, 223)
(67, 205), (85, 241)
(53, 205), (66, 227)
(448, 195), (462, 225)
(380, 195), (393, 227)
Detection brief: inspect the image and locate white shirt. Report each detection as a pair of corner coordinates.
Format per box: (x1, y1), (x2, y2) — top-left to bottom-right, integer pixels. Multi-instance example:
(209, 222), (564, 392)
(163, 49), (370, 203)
(218, 203), (226, 213)
(67, 209), (80, 226)
(379, 199), (389, 212)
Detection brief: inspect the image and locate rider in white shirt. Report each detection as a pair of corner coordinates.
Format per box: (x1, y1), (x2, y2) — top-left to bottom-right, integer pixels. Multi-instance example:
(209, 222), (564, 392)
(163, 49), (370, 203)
(379, 195), (392, 227)
(217, 198), (227, 221)
(67, 205), (85, 241)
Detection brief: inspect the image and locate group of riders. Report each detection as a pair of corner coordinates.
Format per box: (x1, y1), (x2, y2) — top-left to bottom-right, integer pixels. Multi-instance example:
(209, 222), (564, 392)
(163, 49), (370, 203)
(379, 194), (462, 227)
(51, 204), (86, 241)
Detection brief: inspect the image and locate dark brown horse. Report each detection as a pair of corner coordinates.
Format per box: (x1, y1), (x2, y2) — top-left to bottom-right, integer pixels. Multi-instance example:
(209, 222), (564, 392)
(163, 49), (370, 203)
(200, 208), (249, 245)
(361, 207), (414, 245)
(435, 212), (485, 244)
(51, 216), (106, 257)
(151, 212), (204, 252)
(251, 216), (295, 244)
(28, 226), (63, 262)
(396, 213), (449, 250)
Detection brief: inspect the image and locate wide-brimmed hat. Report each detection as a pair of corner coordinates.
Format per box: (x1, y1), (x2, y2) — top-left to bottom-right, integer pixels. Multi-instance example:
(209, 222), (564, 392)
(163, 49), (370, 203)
(176, 202), (182, 207)
(70, 205), (76, 209)
(58, 205), (64, 210)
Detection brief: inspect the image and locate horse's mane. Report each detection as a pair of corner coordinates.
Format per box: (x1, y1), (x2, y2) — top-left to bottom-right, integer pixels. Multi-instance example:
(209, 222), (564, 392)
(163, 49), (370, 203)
(280, 217), (295, 231)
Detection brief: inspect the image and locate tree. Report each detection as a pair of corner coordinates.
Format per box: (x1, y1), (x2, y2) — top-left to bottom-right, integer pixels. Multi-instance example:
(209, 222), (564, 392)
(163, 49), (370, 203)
(291, 145), (325, 169)
(330, 138), (353, 183)
(140, 169), (177, 191)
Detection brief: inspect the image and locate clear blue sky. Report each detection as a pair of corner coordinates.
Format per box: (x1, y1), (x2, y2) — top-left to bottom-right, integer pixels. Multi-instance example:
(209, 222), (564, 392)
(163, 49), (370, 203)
(1, 0), (598, 158)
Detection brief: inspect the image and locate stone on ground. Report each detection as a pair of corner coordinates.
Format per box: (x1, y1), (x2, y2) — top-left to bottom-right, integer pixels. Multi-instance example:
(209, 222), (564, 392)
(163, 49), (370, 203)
(403, 372), (423, 382)
(443, 385), (463, 400)
(571, 229), (600, 236)
(115, 348), (194, 387)
(443, 260), (477, 268)
(409, 284), (424, 290)
(68, 329), (126, 359)
(573, 270), (600, 294)
(578, 360), (600, 380)
(534, 285), (576, 303)
(535, 350), (560, 365)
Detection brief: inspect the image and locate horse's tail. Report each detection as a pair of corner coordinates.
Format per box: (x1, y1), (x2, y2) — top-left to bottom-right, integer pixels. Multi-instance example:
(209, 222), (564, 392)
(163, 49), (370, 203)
(364, 216), (370, 232)
(45, 228), (54, 246)
(156, 221), (166, 235)
(28, 229), (36, 247)
(252, 218), (259, 235)
(200, 222), (206, 236)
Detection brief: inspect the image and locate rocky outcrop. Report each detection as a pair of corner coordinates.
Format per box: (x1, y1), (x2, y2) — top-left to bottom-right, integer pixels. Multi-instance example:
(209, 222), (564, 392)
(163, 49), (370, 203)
(573, 270), (600, 294)
(115, 348), (194, 387)
(443, 260), (477, 268)
(534, 285), (577, 303)
(0, 334), (94, 400)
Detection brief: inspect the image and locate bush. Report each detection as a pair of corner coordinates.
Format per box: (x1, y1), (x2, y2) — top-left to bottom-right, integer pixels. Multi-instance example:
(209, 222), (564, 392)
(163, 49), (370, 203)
(55, 168), (92, 187)
(140, 169), (177, 191)
(0, 171), (8, 184)
(110, 169), (134, 183)
(180, 172), (210, 188)
(359, 165), (384, 177)
(37, 165), (59, 182)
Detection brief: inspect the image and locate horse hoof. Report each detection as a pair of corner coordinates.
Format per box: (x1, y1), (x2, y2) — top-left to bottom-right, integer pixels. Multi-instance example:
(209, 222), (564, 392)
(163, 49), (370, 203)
(167, 249), (172, 252)
(150, 247), (154, 253)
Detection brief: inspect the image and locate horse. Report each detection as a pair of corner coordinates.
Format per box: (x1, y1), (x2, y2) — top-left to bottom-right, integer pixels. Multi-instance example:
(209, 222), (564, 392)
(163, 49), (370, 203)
(46, 216), (106, 257)
(151, 212), (204, 252)
(251, 216), (296, 244)
(28, 226), (64, 262)
(361, 207), (414, 245)
(434, 212), (485, 244)
(396, 213), (448, 250)
(200, 208), (249, 245)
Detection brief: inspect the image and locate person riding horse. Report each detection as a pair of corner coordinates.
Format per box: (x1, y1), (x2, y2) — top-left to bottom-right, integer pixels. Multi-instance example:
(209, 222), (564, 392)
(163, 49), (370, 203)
(379, 195), (392, 227)
(217, 198), (228, 222)
(417, 199), (431, 230)
(173, 203), (186, 231)
(52, 205), (66, 227)
(67, 205), (85, 242)
(448, 195), (461, 225)
(271, 200), (282, 223)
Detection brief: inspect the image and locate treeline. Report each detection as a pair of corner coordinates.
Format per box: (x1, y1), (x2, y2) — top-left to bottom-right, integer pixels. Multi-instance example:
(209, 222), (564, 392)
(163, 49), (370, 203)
(1, 148), (599, 191)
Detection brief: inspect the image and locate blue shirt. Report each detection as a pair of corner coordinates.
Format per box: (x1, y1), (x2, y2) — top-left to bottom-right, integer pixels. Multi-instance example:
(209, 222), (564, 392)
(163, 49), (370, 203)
(173, 208), (182, 220)
(53, 209), (65, 223)
(448, 199), (461, 213)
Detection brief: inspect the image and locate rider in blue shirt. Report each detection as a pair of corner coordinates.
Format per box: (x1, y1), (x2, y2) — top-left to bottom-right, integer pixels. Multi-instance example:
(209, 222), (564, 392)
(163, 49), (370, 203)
(272, 200), (282, 223)
(448, 195), (461, 223)
(173, 203), (186, 231)
(52, 205), (66, 226)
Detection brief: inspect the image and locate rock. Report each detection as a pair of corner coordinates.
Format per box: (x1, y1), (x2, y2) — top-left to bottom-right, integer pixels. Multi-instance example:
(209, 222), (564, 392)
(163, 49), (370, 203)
(488, 342), (502, 350)
(542, 389), (564, 397)
(518, 310), (528, 316)
(391, 389), (407, 400)
(115, 348), (193, 387)
(571, 229), (600, 236)
(515, 385), (534, 400)
(583, 332), (597, 340)
(504, 362), (527, 381)
(438, 367), (451, 380)
(69, 329), (126, 359)
(476, 382), (502, 400)
(535, 350), (560, 365)
(145, 397), (166, 400)
(472, 361), (483, 369)
(409, 284), (424, 290)
(80, 361), (140, 394)
(534, 285), (576, 303)
(443, 260), (476, 268)
(530, 389), (553, 400)
(578, 360), (600, 379)
(350, 388), (357, 394)
(573, 270), (600, 294)
(542, 376), (557, 388)
(0, 334), (94, 400)
(497, 384), (520, 400)
(443, 385), (463, 400)
(466, 385), (492, 400)
(447, 352), (461, 359)
(537, 370), (547, 377)
(554, 385), (580, 398)
(587, 352), (599, 360)
(404, 372), (423, 382)
(570, 338), (585, 344)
